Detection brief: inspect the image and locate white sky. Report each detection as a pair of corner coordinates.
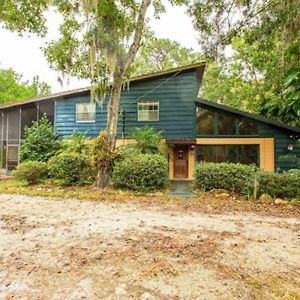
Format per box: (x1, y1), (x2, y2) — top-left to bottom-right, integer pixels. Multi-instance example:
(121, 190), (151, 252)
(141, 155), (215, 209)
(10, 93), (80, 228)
(0, 3), (200, 93)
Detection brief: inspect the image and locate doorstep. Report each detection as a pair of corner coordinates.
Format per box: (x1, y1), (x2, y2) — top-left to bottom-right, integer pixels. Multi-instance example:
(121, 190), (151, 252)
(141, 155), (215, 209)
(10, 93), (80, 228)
(169, 180), (196, 198)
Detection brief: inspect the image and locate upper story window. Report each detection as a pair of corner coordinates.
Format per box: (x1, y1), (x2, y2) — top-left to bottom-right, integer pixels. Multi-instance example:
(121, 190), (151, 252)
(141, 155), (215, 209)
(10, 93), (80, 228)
(196, 106), (258, 136)
(76, 103), (96, 123)
(138, 101), (159, 121)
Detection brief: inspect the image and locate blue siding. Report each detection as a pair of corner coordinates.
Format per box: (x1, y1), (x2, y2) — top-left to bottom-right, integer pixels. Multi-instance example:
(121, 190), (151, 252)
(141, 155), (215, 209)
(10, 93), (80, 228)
(259, 124), (300, 171)
(55, 71), (197, 138)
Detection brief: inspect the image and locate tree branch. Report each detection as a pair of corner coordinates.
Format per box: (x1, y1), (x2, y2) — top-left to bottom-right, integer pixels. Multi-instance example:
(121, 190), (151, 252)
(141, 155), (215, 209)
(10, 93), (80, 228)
(125, 0), (152, 72)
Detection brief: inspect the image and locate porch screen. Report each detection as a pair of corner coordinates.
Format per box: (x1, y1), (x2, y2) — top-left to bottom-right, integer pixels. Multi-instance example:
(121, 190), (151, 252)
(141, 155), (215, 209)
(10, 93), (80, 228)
(196, 144), (259, 166)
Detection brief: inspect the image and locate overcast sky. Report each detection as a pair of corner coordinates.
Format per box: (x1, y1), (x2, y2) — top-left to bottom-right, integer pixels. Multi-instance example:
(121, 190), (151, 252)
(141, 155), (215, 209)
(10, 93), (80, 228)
(0, 3), (200, 93)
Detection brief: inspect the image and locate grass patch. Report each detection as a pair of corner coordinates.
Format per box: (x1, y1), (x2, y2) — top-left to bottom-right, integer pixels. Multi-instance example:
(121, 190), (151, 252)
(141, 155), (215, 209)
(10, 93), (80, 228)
(0, 178), (299, 218)
(0, 178), (168, 202)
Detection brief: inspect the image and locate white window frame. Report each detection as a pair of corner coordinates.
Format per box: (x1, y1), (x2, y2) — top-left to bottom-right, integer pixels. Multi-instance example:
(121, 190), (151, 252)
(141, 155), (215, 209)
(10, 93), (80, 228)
(137, 101), (159, 122)
(76, 103), (96, 123)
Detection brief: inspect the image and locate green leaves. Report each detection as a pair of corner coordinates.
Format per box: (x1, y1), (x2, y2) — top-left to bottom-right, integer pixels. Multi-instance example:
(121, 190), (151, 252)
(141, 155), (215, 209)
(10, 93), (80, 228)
(112, 153), (168, 191)
(0, 69), (51, 105)
(0, 0), (49, 36)
(133, 35), (203, 75)
(129, 126), (163, 154)
(20, 117), (60, 162)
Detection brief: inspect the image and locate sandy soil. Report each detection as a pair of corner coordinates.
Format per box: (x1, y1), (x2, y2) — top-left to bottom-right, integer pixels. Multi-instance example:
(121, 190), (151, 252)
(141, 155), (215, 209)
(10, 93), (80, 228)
(0, 194), (299, 300)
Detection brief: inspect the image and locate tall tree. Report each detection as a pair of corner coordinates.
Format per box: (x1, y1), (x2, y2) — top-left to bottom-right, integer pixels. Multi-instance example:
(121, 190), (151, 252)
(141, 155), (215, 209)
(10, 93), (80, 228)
(132, 35), (203, 75)
(189, 0), (300, 127)
(0, 0), (186, 187)
(0, 68), (51, 104)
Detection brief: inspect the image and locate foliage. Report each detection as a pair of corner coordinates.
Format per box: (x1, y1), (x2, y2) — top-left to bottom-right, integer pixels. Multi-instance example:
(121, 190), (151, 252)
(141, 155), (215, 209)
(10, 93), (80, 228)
(90, 131), (120, 188)
(133, 35), (203, 75)
(190, 0), (300, 127)
(12, 161), (47, 184)
(20, 117), (60, 162)
(194, 162), (259, 193)
(48, 152), (91, 185)
(129, 126), (163, 154)
(0, 68), (51, 105)
(246, 171), (300, 200)
(0, 0), (48, 35)
(112, 153), (168, 191)
(63, 132), (89, 155)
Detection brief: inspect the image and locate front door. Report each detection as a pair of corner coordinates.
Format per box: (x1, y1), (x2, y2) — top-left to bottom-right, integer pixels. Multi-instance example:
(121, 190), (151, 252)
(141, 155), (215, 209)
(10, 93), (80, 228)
(173, 146), (188, 179)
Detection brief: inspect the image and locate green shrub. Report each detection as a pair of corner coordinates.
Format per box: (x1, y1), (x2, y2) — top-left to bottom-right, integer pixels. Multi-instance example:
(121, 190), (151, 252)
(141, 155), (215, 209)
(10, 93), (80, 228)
(48, 152), (92, 185)
(129, 126), (163, 154)
(20, 117), (61, 162)
(112, 153), (168, 191)
(62, 132), (90, 155)
(248, 171), (300, 199)
(12, 161), (48, 184)
(194, 162), (259, 193)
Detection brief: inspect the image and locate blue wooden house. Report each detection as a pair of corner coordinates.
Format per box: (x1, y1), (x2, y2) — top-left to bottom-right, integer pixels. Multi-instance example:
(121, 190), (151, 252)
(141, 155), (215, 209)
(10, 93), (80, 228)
(0, 63), (299, 178)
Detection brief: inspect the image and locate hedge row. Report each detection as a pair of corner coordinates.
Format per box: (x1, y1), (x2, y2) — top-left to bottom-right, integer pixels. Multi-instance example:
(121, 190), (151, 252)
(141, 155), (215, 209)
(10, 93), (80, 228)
(13, 152), (93, 185)
(112, 153), (168, 191)
(194, 162), (300, 199)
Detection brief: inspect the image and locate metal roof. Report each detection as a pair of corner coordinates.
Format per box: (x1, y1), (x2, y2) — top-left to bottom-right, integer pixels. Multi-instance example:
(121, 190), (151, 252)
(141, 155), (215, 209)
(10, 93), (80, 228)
(0, 62), (206, 110)
(196, 98), (300, 134)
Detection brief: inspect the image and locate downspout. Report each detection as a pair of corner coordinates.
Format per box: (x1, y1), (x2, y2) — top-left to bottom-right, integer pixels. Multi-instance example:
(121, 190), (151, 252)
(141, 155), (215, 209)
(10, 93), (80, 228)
(122, 108), (126, 141)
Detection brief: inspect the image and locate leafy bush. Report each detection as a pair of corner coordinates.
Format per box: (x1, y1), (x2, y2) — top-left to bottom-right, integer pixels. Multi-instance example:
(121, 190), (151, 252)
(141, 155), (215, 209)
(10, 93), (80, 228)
(20, 117), (60, 162)
(129, 126), (163, 154)
(12, 161), (47, 184)
(112, 153), (168, 191)
(248, 171), (300, 199)
(194, 162), (259, 193)
(63, 132), (90, 155)
(48, 152), (92, 185)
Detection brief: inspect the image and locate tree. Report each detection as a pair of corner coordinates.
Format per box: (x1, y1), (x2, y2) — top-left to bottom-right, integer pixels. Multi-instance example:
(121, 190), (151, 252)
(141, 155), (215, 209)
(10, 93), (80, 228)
(132, 35), (203, 75)
(0, 68), (51, 104)
(0, 0), (187, 187)
(20, 117), (61, 162)
(189, 0), (300, 127)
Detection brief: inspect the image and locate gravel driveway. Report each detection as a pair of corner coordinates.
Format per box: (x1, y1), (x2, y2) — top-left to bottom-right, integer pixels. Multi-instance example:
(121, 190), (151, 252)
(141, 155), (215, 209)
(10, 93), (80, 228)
(0, 194), (299, 299)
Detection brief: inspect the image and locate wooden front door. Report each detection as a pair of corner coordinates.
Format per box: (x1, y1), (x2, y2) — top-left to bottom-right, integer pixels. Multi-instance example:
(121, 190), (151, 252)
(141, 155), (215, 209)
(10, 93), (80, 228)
(173, 146), (188, 179)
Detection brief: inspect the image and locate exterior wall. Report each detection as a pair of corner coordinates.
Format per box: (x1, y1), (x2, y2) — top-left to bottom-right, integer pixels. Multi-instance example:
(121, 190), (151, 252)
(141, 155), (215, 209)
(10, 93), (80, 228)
(259, 124), (300, 171)
(55, 71), (197, 139)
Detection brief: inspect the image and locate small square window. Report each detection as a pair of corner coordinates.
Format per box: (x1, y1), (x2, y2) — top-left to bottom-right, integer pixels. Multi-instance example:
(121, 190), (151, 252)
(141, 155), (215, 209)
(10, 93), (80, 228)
(76, 103), (96, 123)
(138, 101), (159, 121)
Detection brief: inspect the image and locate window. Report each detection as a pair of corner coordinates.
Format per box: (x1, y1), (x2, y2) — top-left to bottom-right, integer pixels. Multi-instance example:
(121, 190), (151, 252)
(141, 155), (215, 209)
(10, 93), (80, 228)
(138, 101), (159, 121)
(238, 118), (258, 135)
(218, 112), (236, 135)
(196, 144), (259, 166)
(196, 105), (259, 136)
(76, 103), (96, 123)
(196, 107), (215, 135)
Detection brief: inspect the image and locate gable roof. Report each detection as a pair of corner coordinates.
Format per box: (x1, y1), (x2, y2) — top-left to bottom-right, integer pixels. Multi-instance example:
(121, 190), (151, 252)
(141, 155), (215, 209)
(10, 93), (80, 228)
(0, 62), (206, 110)
(196, 98), (300, 134)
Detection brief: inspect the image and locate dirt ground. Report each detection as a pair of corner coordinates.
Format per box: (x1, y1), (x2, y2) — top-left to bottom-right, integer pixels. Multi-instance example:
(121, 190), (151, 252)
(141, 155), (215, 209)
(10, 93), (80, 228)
(0, 194), (299, 300)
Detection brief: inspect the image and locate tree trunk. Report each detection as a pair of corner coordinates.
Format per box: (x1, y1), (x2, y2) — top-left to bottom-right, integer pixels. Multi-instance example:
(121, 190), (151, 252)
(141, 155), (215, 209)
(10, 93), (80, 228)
(95, 167), (110, 189)
(95, 0), (152, 188)
(107, 72), (124, 149)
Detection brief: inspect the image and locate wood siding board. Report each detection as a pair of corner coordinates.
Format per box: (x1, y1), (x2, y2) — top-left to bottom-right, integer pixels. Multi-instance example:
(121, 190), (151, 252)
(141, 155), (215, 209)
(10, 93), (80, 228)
(56, 71), (198, 139)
